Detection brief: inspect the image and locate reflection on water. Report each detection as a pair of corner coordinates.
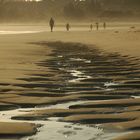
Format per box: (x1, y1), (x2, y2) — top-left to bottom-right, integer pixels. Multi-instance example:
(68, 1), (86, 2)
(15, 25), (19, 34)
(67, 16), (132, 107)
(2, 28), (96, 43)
(70, 58), (91, 63)
(0, 30), (43, 34)
(68, 70), (92, 83)
(26, 121), (104, 140)
(104, 82), (119, 87)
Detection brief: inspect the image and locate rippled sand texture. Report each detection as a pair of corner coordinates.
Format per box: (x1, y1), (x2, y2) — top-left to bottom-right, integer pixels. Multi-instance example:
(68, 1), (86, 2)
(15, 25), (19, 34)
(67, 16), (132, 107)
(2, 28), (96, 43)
(0, 42), (139, 140)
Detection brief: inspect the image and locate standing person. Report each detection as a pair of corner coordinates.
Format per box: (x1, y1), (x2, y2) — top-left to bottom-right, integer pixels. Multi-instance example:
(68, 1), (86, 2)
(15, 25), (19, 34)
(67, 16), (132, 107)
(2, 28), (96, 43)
(90, 24), (93, 31)
(96, 22), (99, 30)
(49, 17), (55, 32)
(66, 23), (70, 31)
(103, 22), (106, 29)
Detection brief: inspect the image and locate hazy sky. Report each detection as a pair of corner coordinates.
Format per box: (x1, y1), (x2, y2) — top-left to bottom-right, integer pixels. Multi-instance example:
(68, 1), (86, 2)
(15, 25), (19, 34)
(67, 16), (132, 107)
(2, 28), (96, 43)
(25, 0), (42, 1)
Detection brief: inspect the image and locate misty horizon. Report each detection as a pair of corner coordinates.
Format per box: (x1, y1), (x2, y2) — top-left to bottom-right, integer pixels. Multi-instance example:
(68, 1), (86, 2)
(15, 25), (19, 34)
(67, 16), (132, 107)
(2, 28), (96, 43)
(0, 0), (140, 22)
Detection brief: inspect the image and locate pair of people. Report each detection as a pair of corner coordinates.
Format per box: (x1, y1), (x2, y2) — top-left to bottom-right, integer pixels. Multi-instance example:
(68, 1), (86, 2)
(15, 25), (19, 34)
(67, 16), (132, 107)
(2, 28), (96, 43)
(49, 17), (70, 32)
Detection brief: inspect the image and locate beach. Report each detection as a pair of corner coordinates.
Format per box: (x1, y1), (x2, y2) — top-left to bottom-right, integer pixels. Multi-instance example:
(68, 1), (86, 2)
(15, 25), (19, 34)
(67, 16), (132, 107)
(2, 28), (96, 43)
(0, 23), (140, 140)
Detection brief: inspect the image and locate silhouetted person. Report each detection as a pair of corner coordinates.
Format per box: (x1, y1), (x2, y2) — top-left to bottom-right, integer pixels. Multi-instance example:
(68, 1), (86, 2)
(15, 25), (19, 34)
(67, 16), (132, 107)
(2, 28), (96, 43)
(66, 23), (70, 31)
(49, 17), (55, 32)
(96, 22), (99, 30)
(90, 24), (93, 31)
(103, 22), (106, 29)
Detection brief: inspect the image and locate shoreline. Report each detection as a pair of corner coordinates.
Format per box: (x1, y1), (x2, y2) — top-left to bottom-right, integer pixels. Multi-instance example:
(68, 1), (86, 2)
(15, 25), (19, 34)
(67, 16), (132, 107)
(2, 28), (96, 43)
(0, 23), (140, 58)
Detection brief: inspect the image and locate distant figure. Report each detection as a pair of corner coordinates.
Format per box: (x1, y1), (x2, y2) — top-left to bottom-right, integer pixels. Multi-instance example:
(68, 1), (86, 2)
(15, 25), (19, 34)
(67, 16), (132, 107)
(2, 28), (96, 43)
(49, 17), (55, 32)
(96, 22), (99, 30)
(90, 24), (93, 31)
(66, 23), (70, 31)
(103, 22), (106, 29)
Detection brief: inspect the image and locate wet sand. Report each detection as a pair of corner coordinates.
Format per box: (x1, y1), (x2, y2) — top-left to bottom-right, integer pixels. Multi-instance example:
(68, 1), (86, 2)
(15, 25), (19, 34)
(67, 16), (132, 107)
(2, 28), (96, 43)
(0, 122), (37, 138)
(0, 23), (140, 139)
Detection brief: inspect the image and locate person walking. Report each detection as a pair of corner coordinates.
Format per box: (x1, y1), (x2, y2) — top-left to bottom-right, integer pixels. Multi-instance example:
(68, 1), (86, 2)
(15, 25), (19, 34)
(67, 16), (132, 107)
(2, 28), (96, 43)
(49, 17), (55, 32)
(66, 23), (70, 31)
(103, 22), (106, 29)
(96, 22), (99, 30)
(90, 24), (93, 31)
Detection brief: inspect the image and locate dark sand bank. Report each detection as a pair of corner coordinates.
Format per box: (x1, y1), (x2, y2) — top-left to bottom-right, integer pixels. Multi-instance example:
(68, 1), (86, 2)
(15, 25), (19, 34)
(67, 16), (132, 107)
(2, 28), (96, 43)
(0, 122), (37, 138)
(0, 41), (139, 139)
(112, 131), (140, 140)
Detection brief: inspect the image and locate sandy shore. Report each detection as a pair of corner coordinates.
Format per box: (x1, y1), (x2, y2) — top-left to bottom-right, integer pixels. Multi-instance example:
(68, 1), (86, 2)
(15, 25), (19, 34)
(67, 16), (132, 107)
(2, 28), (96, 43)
(0, 23), (140, 140)
(0, 23), (140, 57)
